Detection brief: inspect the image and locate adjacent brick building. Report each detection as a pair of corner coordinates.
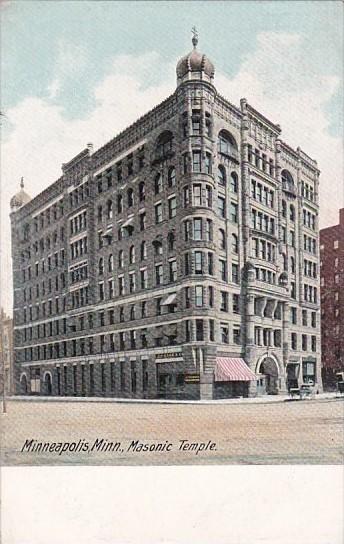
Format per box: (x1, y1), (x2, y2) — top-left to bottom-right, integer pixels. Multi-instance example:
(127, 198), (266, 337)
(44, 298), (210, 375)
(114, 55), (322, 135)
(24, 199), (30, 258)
(10, 35), (322, 399)
(320, 208), (344, 388)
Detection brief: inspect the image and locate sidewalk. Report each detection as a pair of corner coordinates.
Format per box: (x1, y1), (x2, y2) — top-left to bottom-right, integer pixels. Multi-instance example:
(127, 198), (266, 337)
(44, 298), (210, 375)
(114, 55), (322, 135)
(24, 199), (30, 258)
(4, 391), (341, 406)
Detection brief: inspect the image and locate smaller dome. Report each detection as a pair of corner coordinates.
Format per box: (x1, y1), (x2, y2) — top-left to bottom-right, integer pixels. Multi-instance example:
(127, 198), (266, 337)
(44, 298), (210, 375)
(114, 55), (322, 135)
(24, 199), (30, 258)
(10, 178), (31, 210)
(176, 32), (215, 85)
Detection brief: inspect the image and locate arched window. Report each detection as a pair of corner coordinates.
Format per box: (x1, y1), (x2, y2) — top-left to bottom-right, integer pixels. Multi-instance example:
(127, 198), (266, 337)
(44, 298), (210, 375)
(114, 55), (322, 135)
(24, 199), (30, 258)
(108, 254), (114, 272)
(281, 169), (294, 186)
(156, 130), (173, 159)
(107, 200), (113, 219)
(218, 165), (226, 186)
(139, 181), (145, 201)
(98, 257), (104, 275)
(118, 250), (124, 268)
(219, 229), (226, 250)
(290, 204), (295, 222)
(230, 172), (238, 193)
(129, 245), (135, 264)
(117, 194), (123, 213)
(168, 167), (176, 187)
(218, 130), (238, 156)
(282, 200), (287, 218)
(155, 173), (163, 194)
(127, 188), (134, 207)
(153, 240), (163, 256)
(290, 256), (295, 274)
(140, 241), (147, 261)
(231, 234), (238, 254)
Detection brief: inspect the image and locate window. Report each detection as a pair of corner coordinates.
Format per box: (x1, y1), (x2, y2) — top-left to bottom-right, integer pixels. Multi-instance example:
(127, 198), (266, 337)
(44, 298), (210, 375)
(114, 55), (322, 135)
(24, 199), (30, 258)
(118, 250), (124, 268)
(230, 202), (238, 223)
(194, 251), (203, 275)
(221, 324), (229, 344)
(155, 264), (163, 286)
(117, 194), (123, 213)
(129, 272), (136, 293)
(108, 279), (115, 299)
(193, 184), (202, 206)
(195, 286), (204, 307)
(302, 310), (308, 327)
(155, 203), (163, 224)
(140, 241), (147, 260)
(291, 332), (297, 350)
(231, 234), (238, 254)
(196, 320), (204, 341)
(220, 291), (228, 312)
(192, 150), (201, 172)
(208, 286), (214, 307)
(168, 167), (176, 187)
(127, 188), (134, 208)
(107, 200), (113, 219)
(233, 327), (240, 345)
(169, 260), (177, 282)
(168, 196), (177, 218)
(233, 294), (239, 313)
(140, 269), (148, 289)
(228, 173), (237, 194)
(129, 245), (135, 264)
(220, 259), (227, 281)
(219, 229), (226, 250)
(139, 182), (145, 201)
(168, 231), (175, 251)
(218, 165), (226, 186)
(205, 185), (212, 208)
(218, 196), (226, 218)
(334, 240), (339, 249)
(290, 205), (295, 222)
(98, 282), (104, 301)
(140, 212), (146, 231)
(193, 218), (202, 241)
(232, 263), (239, 284)
(209, 320), (215, 342)
(218, 130), (237, 157)
(118, 276), (124, 296)
(108, 254), (114, 272)
(155, 173), (162, 194)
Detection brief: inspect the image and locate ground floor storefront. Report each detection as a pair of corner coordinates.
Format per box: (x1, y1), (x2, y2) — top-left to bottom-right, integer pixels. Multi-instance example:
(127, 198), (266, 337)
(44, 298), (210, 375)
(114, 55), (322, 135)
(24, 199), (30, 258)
(15, 348), (322, 400)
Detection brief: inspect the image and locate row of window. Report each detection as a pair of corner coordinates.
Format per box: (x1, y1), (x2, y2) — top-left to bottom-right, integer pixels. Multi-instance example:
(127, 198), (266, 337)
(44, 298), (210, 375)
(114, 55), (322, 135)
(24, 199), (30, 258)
(23, 297), (66, 322)
(70, 237), (88, 260)
(302, 209), (316, 231)
(70, 211), (87, 235)
(251, 180), (274, 208)
(301, 182), (315, 203)
(290, 308), (317, 327)
(247, 146), (275, 176)
(252, 238), (276, 263)
(290, 332), (317, 352)
(23, 273), (66, 302)
(69, 182), (90, 210)
(251, 208), (275, 234)
(22, 250), (65, 281)
(96, 146), (145, 192)
(32, 200), (65, 232)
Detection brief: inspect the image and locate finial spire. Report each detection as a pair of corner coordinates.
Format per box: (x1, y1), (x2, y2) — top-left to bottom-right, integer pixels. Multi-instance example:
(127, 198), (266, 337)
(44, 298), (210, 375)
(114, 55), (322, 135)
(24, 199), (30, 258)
(191, 26), (198, 49)
(20, 177), (24, 190)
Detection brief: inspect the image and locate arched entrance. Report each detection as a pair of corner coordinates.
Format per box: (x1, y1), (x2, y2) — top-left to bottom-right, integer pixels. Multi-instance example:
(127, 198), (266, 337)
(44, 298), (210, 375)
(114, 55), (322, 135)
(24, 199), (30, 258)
(44, 372), (52, 395)
(20, 374), (28, 394)
(257, 356), (280, 395)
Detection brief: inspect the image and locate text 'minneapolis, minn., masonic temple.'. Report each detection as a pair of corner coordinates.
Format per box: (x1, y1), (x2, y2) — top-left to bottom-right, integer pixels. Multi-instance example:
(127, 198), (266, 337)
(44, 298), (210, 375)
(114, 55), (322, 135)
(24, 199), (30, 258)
(10, 33), (322, 400)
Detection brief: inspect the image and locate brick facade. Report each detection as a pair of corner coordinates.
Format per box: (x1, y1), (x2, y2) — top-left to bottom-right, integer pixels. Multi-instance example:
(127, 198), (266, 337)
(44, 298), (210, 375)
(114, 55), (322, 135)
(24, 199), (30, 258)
(10, 39), (322, 399)
(320, 208), (344, 388)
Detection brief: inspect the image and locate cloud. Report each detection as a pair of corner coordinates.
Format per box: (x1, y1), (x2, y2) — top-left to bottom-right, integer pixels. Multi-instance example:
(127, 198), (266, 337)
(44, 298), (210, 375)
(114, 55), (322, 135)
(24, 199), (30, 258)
(47, 40), (89, 99)
(1, 32), (342, 314)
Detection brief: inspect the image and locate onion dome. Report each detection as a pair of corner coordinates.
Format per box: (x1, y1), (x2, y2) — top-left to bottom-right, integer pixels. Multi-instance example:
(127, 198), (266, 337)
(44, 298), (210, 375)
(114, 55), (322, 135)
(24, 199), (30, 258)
(176, 30), (215, 86)
(10, 177), (31, 211)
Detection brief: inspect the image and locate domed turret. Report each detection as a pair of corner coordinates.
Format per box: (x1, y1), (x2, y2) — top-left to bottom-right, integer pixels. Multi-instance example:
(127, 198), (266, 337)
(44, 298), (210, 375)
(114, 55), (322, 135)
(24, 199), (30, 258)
(176, 29), (215, 86)
(10, 177), (31, 211)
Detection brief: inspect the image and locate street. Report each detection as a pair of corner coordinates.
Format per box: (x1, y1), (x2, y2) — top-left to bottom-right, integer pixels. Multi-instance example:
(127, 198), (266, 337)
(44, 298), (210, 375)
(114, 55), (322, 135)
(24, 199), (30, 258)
(1, 397), (343, 465)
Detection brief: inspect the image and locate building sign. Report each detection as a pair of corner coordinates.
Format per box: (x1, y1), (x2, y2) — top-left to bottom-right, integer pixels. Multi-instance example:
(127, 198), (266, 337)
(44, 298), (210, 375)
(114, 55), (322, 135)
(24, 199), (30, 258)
(156, 351), (183, 362)
(184, 373), (200, 384)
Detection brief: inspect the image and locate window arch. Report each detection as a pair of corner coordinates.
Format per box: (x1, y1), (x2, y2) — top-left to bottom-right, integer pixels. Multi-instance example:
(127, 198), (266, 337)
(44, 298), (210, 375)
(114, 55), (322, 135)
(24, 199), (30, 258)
(231, 234), (238, 254)
(168, 166), (176, 187)
(156, 130), (173, 159)
(106, 200), (113, 219)
(218, 129), (238, 156)
(218, 165), (226, 186)
(139, 181), (145, 201)
(140, 241), (147, 261)
(117, 194), (123, 213)
(127, 188), (134, 208)
(155, 173), (162, 194)
(129, 245), (135, 264)
(108, 254), (114, 272)
(281, 169), (294, 186)
(98, 257), (104, 275)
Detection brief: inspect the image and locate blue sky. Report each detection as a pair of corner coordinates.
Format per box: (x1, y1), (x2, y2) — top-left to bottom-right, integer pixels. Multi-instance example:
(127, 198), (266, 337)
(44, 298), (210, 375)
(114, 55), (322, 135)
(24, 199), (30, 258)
(1, 1), (343, 314)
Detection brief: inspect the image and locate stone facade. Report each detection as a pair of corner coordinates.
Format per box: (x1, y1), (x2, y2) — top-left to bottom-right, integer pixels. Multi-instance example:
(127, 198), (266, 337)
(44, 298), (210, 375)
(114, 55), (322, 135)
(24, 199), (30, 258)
(320, 208), (344, 389)
(10, 38), (322, 399)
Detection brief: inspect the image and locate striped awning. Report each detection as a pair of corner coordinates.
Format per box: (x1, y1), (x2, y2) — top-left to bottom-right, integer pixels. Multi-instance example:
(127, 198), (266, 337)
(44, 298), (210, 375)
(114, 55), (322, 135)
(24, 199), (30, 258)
(215, 357), (256, 382)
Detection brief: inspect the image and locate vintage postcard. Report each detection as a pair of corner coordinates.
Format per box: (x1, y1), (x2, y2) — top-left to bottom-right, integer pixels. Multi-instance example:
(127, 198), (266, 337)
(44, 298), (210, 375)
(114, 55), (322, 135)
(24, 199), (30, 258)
(0, 0), (343, 542)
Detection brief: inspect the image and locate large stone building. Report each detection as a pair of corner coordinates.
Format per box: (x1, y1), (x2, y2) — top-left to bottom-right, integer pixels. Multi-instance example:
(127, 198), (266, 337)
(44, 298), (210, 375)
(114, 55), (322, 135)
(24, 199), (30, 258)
(10, 36), (322, 399)
(320, 208), (344, 389)
(0, 309), (14, 395)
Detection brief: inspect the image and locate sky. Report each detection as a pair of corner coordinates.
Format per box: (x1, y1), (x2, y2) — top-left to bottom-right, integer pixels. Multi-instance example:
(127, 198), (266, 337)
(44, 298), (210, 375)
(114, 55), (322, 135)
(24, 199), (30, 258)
(1, 0), (343, 315)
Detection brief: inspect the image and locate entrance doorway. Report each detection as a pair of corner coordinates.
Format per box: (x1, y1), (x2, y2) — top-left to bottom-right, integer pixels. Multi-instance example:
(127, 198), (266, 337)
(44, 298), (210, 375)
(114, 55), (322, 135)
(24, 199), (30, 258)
(44, 372), (52, 395)
(259, 357), (279, 395)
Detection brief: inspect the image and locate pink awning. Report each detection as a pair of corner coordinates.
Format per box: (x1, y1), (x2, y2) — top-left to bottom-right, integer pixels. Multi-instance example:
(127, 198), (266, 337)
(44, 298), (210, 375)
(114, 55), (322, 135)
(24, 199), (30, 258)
(215, 357), (256, 382)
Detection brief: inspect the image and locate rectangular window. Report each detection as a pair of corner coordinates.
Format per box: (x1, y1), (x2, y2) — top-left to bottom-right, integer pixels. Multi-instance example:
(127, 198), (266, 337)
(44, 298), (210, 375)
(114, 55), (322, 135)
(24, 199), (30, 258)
(218, 196), (226, 218)
(221, 324), (229, 344)
(194, 251), (203, 275)
(155, 264), (163, 286)
(209, 319), (215, 342)
(193, 184), (202, 206)
(168, 197), (177, 218)
(232, 263), (239, 284)
(195, 286), (204, 307)
(233, 294), (239, 313)
(169, 260), (177, 282)
(220, 291), (228, 312)
(196, 319), (204, 341)
(193, 218), (202, 240)
(230, 202), (238, 223)
(192, 151), (201, 173)
(155, 203), (163, 224)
